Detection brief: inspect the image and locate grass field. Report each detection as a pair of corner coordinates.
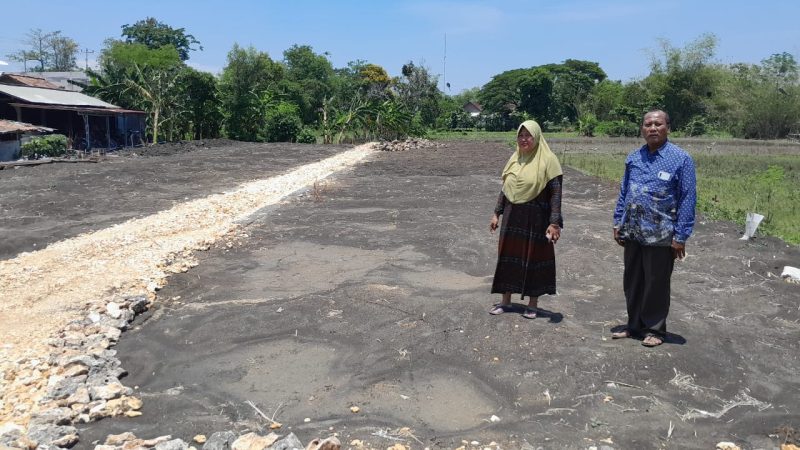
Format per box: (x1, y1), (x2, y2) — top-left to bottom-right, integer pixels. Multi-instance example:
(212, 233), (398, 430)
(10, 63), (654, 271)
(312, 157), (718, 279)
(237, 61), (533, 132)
(427, 132), (800, 243)
(426, 129), (580, 141)
(559, 142), (800, 245)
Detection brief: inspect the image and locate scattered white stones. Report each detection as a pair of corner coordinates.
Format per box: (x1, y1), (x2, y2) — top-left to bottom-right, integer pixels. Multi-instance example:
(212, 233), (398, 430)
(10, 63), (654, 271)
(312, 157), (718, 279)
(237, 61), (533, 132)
(106, 302), (122, 319)
(375, 138), (446, 152)
(0, 293), (150, 449)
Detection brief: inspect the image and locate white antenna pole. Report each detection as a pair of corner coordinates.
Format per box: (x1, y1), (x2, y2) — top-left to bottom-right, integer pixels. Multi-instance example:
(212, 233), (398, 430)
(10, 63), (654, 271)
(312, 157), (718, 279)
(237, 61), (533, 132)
(443, 33), (447, 92)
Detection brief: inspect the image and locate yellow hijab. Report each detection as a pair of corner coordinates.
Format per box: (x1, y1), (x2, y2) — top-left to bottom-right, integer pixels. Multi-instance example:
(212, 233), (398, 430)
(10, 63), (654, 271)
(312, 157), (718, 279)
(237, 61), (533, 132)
(501, 120), (563, 204)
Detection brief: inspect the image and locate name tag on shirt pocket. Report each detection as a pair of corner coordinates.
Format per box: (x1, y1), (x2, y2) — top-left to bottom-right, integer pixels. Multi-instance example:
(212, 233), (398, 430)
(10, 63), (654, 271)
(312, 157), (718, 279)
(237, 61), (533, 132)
(657, 171), (672, 181)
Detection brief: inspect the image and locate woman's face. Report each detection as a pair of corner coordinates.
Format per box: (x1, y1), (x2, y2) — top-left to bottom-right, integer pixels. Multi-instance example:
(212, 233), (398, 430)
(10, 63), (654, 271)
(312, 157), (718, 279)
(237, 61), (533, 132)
(517, 127), (535, 154)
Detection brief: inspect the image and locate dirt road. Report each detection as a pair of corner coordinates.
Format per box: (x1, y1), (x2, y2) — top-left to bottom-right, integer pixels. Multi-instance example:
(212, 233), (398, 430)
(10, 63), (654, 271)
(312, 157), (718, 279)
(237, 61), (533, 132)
(2, 139), (798, 449)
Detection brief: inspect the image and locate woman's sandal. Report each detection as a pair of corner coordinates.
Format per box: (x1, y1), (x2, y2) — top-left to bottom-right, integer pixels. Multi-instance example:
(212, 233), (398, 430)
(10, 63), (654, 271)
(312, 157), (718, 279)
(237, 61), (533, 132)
(522, 308), (538, 319)
(642, 333), (664, 347)
(489, 304), (513, 315)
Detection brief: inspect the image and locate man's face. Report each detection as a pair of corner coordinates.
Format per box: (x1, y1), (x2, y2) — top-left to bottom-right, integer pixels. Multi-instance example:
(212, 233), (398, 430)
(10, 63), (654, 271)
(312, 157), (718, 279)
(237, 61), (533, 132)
(641, 112), (669, 148)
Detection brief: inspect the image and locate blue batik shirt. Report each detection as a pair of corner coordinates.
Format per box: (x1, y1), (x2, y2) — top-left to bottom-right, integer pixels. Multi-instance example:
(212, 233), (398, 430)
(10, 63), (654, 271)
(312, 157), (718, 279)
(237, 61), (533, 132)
(613, 140), (697, 246)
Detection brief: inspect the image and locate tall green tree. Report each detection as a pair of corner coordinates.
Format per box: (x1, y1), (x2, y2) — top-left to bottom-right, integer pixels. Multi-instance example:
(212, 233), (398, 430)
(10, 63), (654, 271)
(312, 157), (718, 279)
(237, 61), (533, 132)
(547, 59), (607, 123)
(177, 67), (222, 140)
(587, 80), (624, 121)
(218, 44), (284, 141)
(100, 40), (183, 71)
(121, 17), (201, 61)
(86, 19), (212, 144)
(282, 45), (334, 124)
(358, 63), (393, 99)
(85, 39), (184, 141)
(721, 53), (800, 138)
(478, 68), (553, 130)
(322, 60), (379, 142)
(394, 61), (441, 128)
(644, 33), (719, 130)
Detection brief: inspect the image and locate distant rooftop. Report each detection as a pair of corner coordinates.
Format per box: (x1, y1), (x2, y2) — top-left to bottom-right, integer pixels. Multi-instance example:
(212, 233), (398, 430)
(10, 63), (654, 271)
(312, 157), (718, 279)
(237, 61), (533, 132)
(0, 84), (118, 108)
(0, 73), (61, 89)
(0, 119), (55, 135)
(26, 71), (89, 91)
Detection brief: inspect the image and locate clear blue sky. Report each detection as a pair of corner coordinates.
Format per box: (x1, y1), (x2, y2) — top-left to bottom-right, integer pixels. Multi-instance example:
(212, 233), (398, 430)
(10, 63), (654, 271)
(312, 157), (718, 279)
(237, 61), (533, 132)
(1, 0), (798, 94)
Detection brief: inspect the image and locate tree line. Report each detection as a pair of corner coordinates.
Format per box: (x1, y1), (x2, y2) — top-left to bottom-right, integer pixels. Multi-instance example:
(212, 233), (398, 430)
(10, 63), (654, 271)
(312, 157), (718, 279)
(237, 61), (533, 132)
(7, 22), (800, 143)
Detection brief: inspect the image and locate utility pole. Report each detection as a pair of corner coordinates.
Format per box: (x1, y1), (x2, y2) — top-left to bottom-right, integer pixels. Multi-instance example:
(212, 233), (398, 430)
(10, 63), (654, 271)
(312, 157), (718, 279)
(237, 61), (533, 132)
(443, 33), (447, 92)
(81, 48), (95, 71)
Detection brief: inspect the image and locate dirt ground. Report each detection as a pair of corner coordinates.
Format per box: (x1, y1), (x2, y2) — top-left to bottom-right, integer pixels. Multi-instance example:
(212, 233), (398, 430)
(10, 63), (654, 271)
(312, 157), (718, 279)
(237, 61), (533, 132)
(1, 139), (799, 449)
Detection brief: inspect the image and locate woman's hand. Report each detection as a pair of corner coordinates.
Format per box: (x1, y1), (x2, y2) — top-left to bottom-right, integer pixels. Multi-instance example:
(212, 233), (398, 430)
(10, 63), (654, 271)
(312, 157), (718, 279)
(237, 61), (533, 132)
(490, 214), (499, 233)
(546, 224), (561, 243)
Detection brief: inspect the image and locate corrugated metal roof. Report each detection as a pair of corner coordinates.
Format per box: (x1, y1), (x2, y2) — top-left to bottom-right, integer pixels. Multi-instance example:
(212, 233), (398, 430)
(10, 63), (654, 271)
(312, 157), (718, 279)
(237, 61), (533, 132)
(0, 119), (55, 134)
(0, 84), (119, 108)
(9, 102), (146, 115)
(0, 73), (61, 89)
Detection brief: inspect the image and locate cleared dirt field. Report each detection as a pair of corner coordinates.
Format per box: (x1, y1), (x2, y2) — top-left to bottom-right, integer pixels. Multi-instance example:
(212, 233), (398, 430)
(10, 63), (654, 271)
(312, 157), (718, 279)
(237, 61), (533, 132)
(1, 139), (799, 449)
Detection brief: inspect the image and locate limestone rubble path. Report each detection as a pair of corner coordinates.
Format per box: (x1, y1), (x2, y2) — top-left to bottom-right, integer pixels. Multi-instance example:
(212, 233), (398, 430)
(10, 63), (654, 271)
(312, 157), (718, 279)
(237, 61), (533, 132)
(0, 143), (375, 429)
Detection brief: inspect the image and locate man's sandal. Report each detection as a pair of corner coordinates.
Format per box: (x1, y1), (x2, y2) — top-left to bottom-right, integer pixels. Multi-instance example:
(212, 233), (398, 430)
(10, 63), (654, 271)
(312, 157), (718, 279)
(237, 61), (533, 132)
(489, 304), (513, 315)
(642, 333), (664, 347)
(522, 308), (538, 319)
(611, 329), (630, 339)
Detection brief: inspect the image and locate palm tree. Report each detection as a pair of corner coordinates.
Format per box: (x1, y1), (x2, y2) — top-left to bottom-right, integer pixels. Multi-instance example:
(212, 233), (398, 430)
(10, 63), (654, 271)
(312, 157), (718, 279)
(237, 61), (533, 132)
(123, 64), (181, 144)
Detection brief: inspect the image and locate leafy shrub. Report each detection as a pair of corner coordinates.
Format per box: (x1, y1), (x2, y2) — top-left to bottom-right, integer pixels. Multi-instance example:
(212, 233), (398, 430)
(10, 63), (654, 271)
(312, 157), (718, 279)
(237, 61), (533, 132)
(443, 111), (477, 130)
(262, 102), (302, 142)
(683, 115), (708, 137)
(21, 134), (68, 158)
(609, 106), (639, 123)
(596, 120), (639, 137)
(483, 113), (516, 132)
(578, 114), (598, 136)
(295, 127), (317, 144)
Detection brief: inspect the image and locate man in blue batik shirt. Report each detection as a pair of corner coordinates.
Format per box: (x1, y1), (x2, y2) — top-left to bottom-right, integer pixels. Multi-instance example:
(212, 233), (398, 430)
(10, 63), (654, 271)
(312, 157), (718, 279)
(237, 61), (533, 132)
(611, 110), (696, 347)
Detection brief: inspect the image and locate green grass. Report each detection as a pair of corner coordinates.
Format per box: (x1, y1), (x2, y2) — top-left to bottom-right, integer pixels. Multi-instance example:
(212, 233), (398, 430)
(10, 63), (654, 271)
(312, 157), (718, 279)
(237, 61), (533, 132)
(562, 152), (800, 245)
(426, 129), (580, 141)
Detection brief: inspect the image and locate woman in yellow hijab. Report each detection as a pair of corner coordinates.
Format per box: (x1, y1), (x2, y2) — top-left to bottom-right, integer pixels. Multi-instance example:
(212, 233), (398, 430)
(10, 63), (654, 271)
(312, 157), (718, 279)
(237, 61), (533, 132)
(489, 120), (563, 318)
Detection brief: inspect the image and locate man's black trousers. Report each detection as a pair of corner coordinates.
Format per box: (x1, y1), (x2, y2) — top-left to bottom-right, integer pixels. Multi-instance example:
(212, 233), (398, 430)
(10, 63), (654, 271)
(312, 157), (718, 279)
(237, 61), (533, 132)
(623, 241), (674, 336)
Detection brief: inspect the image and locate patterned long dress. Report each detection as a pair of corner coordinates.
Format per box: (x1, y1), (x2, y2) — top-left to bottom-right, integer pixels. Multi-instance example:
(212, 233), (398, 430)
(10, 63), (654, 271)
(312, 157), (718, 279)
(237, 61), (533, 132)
(491, 175), (563, 298)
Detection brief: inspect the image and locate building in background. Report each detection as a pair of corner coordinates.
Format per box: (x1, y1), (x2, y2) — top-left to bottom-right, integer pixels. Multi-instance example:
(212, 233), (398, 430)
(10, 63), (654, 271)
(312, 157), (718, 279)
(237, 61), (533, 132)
(0, 82), (145, 152)
(0, 119), (54, 161)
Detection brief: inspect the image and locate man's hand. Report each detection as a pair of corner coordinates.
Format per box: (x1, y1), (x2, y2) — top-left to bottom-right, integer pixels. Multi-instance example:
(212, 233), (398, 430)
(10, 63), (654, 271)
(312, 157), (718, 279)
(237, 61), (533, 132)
(613, 228), (625, 246)
(671, 240), (686, 260)
(490, 214), (499, 233)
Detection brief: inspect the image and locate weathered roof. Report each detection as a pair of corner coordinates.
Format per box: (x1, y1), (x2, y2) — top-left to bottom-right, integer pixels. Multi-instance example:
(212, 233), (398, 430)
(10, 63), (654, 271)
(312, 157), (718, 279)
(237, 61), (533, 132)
(0, 84), (119, 108)
(20, 71), (90, 92)
(463, 101), (482, 112)
(9, 102), (146, 115)
(0, 119), (55, 135)
(0, 73), (61, 89)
